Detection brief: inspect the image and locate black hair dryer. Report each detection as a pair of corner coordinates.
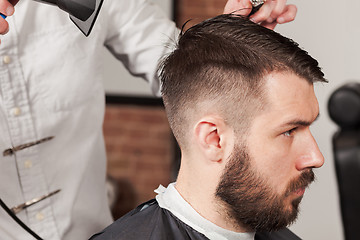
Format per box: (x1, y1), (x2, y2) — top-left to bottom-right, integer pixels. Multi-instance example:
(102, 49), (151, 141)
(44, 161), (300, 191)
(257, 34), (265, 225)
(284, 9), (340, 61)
(1, 0), (104, 36)
(35, 0), (104, 36)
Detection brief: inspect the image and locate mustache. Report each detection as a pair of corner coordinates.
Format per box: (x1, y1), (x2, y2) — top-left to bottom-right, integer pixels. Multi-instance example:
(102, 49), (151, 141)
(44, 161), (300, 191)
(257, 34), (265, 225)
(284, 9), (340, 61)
(285, 169), (315, 197)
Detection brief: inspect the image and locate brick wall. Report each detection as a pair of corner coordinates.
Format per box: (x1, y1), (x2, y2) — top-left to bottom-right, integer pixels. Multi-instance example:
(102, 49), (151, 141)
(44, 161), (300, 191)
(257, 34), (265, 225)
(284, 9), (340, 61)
(175, 0), (227, 28)
(104, 103), (175, 219)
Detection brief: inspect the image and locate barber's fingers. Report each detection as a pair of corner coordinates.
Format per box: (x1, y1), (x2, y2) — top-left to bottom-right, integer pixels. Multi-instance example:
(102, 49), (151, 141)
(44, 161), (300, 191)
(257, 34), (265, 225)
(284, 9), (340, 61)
(268, 0), (287, 23)
(276, 4), (297, 24)
(0, 0), (14, 14)
(260, 4), (296, 29)
(0, 0), (18, 35)
(0, 0), (17, 17)
(223, 0), (253, 16)
(224, 0), (297, 30)
(250, 1), (297, 30)
(0, 19), (9, 36)
(250, 0), (278, 24)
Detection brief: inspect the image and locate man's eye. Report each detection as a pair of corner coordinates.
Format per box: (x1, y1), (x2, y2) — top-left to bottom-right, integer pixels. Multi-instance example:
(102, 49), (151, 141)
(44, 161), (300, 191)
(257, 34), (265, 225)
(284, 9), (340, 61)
(283, 128), (297, 137)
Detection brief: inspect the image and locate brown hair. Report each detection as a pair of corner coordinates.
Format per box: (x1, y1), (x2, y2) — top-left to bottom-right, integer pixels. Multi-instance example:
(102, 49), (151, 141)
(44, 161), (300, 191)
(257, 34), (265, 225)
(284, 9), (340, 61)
(159, 14), (326, 148)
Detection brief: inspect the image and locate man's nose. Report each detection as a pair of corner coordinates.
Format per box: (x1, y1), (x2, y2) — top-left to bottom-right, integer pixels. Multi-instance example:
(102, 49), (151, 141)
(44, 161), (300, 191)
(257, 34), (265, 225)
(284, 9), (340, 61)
(295, 132), (325, 171)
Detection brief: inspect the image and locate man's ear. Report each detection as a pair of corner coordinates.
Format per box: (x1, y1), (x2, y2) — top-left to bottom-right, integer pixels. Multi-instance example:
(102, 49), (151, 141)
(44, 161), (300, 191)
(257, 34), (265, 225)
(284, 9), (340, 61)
(194, 116), (233, 162)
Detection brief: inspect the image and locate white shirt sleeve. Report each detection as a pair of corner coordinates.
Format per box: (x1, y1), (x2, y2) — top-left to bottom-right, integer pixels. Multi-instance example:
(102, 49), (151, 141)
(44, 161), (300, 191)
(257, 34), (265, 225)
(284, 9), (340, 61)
(103, 0), (180, 96)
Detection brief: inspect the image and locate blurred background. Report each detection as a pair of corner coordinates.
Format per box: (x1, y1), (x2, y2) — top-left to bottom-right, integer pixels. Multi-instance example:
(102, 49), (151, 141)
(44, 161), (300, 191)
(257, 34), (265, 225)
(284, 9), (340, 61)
(102, 0), (360, 239)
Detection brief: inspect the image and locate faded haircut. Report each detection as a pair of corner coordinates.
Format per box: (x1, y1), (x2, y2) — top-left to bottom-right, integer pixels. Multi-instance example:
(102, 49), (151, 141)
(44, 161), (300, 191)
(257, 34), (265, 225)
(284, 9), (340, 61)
(159, 14), (326, 149)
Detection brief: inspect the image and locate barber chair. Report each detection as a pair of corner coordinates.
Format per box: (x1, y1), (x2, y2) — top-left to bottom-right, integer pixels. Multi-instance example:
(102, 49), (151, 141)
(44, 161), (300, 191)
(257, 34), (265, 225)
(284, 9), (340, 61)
(328, 82), (360, 240)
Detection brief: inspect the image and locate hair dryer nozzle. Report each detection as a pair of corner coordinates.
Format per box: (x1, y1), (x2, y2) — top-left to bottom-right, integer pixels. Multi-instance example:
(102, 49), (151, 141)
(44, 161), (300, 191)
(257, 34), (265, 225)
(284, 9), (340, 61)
(69, 0), (104, 36)
(34, 0), (104, 36)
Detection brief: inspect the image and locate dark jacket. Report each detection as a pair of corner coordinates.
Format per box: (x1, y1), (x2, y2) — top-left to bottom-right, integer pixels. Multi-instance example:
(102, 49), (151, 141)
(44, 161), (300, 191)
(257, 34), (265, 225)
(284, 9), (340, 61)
(90, 199), (301, 240)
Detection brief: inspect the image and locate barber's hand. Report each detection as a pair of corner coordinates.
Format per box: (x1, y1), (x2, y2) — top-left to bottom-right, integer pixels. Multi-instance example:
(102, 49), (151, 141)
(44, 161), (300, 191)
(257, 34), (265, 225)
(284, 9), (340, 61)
(0, 0), (19, 35)
(223, 0), (297, 30)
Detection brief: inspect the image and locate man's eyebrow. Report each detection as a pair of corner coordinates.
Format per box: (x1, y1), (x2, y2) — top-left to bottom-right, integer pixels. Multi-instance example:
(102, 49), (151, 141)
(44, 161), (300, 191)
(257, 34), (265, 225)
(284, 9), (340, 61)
(280, 113), (320, 128)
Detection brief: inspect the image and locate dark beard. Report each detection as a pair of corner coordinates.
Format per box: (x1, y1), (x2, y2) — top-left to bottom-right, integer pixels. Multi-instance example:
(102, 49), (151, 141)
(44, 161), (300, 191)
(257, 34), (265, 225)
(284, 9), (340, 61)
(215, 145), (315, 232)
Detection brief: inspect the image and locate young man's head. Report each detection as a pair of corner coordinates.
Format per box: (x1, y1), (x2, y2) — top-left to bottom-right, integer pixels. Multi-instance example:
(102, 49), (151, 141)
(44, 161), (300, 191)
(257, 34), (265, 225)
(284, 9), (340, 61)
(159, 14), (326, 233)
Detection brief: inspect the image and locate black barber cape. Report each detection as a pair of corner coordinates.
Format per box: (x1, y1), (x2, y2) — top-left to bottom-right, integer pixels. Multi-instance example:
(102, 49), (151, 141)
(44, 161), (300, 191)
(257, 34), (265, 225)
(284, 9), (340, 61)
(90, 199), (301, 240)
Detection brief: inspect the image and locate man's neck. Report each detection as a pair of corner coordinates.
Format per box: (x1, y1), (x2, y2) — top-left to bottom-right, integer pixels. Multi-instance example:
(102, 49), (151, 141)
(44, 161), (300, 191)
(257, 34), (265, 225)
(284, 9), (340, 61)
(176, 168), (249, 233)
